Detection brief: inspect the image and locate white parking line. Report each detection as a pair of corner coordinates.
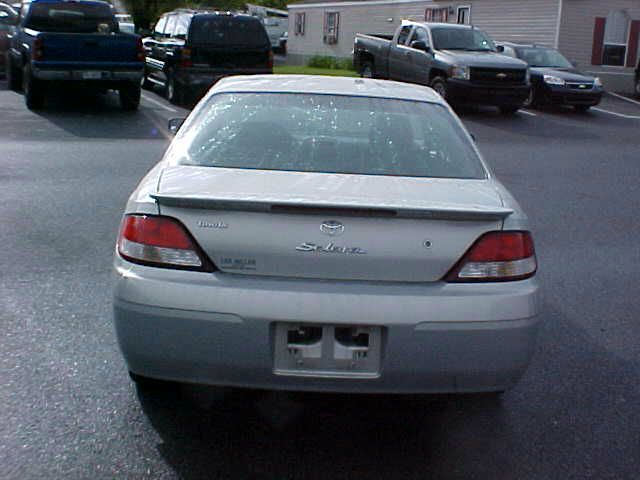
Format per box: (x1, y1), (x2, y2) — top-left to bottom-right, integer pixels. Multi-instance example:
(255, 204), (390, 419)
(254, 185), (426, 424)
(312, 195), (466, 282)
(607, 91), (640, 107)
(141, 93), (178, 113)
(519, 109), (537, 117)
(592, 107), (640, 120)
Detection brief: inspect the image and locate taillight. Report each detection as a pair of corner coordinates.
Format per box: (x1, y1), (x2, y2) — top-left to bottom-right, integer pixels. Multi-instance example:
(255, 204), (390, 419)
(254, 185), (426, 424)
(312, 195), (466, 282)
(267, 50), (274, 70)
(33, 38), (44, 61)
(136, 37), (145, 62)
(445, 231), (537, 282)
(117, 215), (213, 271)
(180, 47), (193, 68)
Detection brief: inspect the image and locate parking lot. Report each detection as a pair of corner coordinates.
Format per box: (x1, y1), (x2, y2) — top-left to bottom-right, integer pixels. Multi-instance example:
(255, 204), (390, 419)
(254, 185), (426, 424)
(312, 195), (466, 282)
(1, 80), (639, 479)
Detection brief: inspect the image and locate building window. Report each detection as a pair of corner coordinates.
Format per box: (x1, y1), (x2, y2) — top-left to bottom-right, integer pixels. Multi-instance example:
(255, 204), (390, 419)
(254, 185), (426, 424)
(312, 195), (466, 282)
(294, 12), (305, 36)
(425, 7), (449, 23)
(603, 10), (630, 66)
(457, 6), (471, 25)
(324, 11), (339, 44)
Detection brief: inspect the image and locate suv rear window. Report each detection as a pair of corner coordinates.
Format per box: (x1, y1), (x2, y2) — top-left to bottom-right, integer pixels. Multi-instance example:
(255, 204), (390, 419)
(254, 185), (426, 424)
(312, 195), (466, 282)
(170, 93), (486, 180)
(189, 15), (269, 47)
(25, 2), (116, 33)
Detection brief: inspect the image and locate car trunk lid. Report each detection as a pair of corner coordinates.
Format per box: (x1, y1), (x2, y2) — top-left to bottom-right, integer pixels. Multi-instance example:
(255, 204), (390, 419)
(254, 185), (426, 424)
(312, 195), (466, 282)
(154, 166), (510, 282)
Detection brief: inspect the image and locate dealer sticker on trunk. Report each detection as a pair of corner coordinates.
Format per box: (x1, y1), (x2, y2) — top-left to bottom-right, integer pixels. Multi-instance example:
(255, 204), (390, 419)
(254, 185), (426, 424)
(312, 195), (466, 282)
(219, 257), (257, 270)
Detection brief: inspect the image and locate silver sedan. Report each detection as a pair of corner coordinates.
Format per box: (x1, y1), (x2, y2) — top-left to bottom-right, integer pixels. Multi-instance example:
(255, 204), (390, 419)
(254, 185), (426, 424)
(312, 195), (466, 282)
(113, 75), (540, 394)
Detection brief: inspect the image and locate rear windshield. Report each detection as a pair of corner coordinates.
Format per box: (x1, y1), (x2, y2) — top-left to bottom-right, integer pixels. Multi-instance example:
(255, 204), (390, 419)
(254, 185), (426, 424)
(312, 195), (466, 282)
(516, 47), (572, 68)
(25, 3), (116, 33)
(189, 16), (269, 47)
(170, 93), (486, 180)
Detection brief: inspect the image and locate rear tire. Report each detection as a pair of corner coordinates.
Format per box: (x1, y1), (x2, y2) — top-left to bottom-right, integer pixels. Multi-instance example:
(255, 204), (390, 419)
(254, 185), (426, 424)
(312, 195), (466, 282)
(165, 70), (182, 104)
(523, 88), (538, 109)
(119, 84), (141, 111)
(140, 70), (151, 89)
(360, 61), (374, 79)
(23, 65), (44, 110)
(574, 105), (591, 113)
(499, 106), (520, 115)
(430, 76), (448, 101)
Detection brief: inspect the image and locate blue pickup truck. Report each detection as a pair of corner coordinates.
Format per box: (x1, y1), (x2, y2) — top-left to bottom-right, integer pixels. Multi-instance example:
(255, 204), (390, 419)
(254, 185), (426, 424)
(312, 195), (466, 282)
(5, 0), (144, 110)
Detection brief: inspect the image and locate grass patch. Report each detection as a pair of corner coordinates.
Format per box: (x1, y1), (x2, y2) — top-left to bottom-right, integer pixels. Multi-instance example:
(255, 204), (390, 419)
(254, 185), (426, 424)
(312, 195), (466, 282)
(274, 65), (358, 77)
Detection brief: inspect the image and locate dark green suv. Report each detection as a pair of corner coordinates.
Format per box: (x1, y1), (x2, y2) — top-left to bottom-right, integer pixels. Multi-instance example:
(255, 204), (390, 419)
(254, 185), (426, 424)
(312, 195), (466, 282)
(141, 9), (273, 104)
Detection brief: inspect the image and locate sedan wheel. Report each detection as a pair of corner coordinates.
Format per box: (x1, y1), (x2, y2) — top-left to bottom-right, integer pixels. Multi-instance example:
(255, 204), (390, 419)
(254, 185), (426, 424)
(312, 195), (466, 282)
(523, 88), (536, 108)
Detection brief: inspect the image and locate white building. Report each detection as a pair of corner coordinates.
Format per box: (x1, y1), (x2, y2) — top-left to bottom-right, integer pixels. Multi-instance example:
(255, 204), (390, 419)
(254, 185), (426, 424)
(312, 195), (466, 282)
(287, 0), (640, 92)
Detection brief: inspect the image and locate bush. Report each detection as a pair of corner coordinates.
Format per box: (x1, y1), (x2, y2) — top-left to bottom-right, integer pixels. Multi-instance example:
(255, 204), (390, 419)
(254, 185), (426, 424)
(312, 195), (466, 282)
(307, 56), (354, 71)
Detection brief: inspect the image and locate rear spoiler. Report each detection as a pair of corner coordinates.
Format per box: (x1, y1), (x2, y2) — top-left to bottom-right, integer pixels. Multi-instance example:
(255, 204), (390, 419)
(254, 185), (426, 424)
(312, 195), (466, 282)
(152, 194), (513, 221)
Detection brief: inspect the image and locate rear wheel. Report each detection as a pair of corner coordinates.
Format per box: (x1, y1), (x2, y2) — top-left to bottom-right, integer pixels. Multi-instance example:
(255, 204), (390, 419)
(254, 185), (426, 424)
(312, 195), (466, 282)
(499, 106), (520, 115)
(140, 69), (151, 89)
(119, 84), (141, 111)
(165, 70), (182, 104)
(23, 65), (45, 110)
(523, 88), (538, 108)
(430, 77), (448, 101)
(360, 61), (374, 79)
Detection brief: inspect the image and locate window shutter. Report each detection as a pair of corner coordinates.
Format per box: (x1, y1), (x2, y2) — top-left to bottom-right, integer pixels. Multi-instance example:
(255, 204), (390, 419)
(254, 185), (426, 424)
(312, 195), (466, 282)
(591, 17), (606, 66)
(627, 20), (640, 67)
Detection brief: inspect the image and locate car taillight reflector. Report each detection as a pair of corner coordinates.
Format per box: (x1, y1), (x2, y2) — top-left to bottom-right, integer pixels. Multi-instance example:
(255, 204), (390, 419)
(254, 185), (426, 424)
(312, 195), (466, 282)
(445, 231), (537, 282)
(117, 215), (212, 270)
(267, 50), (274, 70)
(33, 38), (44, 61)
(181, 47), (193, 68)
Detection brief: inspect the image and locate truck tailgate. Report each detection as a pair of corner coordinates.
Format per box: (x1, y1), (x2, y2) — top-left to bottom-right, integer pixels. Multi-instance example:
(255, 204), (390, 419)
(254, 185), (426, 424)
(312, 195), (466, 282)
(39, 33), (140, 63)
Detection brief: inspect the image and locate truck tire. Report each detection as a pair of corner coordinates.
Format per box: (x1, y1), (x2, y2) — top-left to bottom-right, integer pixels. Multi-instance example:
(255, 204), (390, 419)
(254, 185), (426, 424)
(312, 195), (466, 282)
(140, 69), (151, 90)
(430, 77), (448, 101)
(6, 55), (22, 91)
(23, 65), (45, 110)
(165, 70), (183, 104)
(523, 88), (538, 109)
(360, 61), (374, 78)
(120, 84), (141, 111)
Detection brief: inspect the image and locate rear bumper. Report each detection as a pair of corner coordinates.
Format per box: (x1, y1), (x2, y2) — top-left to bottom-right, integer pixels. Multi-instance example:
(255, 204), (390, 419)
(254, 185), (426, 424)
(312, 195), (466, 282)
(176, 68), (272, 90)
(32, 66), (143, 82)
(113, 257), (541, 394)
(446, 79), (530, 107)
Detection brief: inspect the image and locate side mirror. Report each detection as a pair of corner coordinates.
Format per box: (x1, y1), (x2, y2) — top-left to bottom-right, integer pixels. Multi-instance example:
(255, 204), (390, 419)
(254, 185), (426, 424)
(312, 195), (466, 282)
(571, 60), (578, 68)
(168, 117), (186, 135)
(469, 133), (476, 142)
(410, 40), (431, 53)
(496, 45), (505, 53)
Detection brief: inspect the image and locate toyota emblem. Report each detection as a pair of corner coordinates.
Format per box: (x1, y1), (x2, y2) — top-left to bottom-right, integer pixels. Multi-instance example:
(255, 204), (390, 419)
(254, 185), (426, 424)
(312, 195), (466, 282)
(320, 220), (345, 236)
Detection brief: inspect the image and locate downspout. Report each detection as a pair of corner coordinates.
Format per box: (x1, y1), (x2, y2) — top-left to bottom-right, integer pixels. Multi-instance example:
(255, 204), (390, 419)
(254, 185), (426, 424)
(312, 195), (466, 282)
(554, 0), (563, 48)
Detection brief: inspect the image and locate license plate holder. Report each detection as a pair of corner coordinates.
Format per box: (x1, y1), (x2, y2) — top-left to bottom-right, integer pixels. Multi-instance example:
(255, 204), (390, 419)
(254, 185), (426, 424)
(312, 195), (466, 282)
(273, 323), (382, 378)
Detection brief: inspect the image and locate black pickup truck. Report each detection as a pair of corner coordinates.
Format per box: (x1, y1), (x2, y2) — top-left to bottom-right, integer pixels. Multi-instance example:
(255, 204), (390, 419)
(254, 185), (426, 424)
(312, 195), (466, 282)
(354, 21), (531, 114)
(6, 0), (144, 110)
